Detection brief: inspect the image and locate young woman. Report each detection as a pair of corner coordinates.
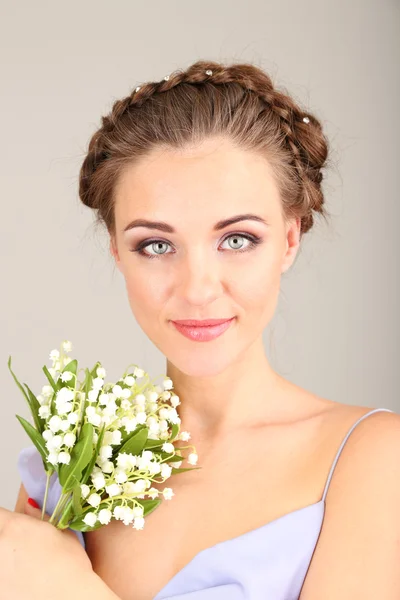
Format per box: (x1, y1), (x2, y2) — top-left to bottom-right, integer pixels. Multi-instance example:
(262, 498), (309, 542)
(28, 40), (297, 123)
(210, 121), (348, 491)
(8, 59), (400, 600)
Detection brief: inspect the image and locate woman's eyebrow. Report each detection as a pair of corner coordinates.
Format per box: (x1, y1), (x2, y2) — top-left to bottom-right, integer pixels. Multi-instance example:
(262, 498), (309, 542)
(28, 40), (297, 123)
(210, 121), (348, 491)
(122, 213), (269, 234)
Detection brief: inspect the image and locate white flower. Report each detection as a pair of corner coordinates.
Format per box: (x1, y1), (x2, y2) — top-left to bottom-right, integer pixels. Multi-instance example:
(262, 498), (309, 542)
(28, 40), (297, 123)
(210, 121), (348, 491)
(159, 419), (169, 432)
(98, 393), (109, 406)
(114, 469), (128, 484)
(80, 484), (90, 499)
(174, 461), (183, 468)
(112, 385), (123, 398)
(92, 377), (104, 390)
(83, 512), (97, 527)
(120, 387), (131, 399)
(148, 461), (162, 475)
(62, 340), (73, 353)
(123, 375), (135, 386)
(159, 408), (169, 420)
(87, 493), (102, 507)
(162, 487), (174, 500)
(48, 415), (63, 433)
(132, 479), (147, 493)
(96, 366), (106, 378)
(99, 445), (113, 461)
(58, 451), (71, 465)
(88, 413), (102, 427)
(63, 432), (76, 447)
(167, 408), (180, 425)
(60, 419), (71, 432)
(170, 394), (180, 408)
(133, 517), (145, 530)
(39, 405), (50, 419)
(121, 507), (134, 525)
(148, 391), (159, 402)
(136, 411), (147, 424)
(161, 464), (172, 479)
(46, 434), (63, 451)
(100, 460), (114, 474)
(188, 453), (198, 465)
(42, 429), (53, 441)
(60, 371), (74, 383)
(41, 385), (53, 398)
(132, 505), (144, 517)
(179, 431), (191, 442)
(67, 411), (79, 425)
(147, 487), (160, 499)
(133, 367), (144, 378)
(48, 451), (59, 465)
(134, 393), (146, 407)
(110, 429), (122, 446)
(57, 402), (73, 416)
(113, 505), (125, 520)
(92, 472), (106, 490)
(88, 389), (99, 402)
(49, 349), (60, 362)
(162, 442), (175, 454)
(56, 387), (75, 403)
(123, 417), (138, 434)
(106, 483), (121, 497)
(98, 509), (112, 524)
(163, 378), (173, 390)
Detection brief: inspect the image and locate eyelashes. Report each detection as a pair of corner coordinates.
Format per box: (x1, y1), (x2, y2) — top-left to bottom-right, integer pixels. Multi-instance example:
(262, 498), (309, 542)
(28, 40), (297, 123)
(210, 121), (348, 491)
(129, 232), (263, 260)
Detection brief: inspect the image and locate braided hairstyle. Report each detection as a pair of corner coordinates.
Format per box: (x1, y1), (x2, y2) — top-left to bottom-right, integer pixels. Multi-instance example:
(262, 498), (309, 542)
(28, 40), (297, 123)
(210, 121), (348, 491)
(79, 59), (331, 240)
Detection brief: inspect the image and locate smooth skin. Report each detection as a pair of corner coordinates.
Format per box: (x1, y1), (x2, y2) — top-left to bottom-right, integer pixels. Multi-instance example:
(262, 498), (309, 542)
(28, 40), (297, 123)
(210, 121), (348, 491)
(11, 136), (400, 599)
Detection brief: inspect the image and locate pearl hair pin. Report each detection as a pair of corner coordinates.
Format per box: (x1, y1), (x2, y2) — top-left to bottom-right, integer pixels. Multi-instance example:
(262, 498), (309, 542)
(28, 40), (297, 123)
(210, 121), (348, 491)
(136, 69), (310, 125)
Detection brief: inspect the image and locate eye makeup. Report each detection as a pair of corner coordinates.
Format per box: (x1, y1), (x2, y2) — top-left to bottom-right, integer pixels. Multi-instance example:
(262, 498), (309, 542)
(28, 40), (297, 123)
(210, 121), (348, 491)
(129, 232), (263, 260)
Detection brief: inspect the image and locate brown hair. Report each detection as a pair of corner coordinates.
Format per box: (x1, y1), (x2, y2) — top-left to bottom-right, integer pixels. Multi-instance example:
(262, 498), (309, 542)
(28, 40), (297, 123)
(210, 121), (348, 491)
(78, 59), (331, 241)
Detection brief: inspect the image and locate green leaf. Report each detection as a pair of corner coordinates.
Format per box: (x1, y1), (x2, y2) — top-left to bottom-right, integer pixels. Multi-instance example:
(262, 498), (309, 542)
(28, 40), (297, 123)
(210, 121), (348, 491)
(171, 466), (202, 474)
(144, 438), (164, 450)
(72, 479), (83, 516)
(8, 356), (30, 404)
(68, 514), (103, 532)
(42, 365), (58, 393)
(68, 501), (109, 532)
(62, 359), (78, 377)
(22, 383), (44, 434)
(81, 423), (106, 486)
(159, 453), (184, 463)
(15, 415), (48, 464)
(136, 497), (162, 516)
(169, 423), (180, 441)
(118, 426), (148, 456)
(58, 423), (94, 492)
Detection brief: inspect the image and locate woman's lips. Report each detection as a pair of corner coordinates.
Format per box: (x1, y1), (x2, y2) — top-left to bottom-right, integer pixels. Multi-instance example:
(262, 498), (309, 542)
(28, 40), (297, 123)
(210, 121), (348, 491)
(171, 317), (236, 342)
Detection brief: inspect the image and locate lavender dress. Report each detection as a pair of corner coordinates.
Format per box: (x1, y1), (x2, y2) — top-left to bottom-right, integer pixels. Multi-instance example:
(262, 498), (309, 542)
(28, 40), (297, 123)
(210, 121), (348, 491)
(17, 407), (394, 599)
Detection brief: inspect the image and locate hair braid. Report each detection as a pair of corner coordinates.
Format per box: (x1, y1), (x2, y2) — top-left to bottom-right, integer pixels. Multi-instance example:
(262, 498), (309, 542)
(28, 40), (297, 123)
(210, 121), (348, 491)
(79, 59), (330, 237)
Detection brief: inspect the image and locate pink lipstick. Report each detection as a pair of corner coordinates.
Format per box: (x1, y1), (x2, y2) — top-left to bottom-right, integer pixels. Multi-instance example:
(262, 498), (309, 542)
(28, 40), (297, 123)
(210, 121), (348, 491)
(171, 317), (235, 342)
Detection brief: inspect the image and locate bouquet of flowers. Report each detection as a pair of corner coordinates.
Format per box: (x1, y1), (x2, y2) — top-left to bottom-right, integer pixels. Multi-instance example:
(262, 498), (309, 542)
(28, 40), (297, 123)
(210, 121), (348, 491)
(8, 340), (199, 533)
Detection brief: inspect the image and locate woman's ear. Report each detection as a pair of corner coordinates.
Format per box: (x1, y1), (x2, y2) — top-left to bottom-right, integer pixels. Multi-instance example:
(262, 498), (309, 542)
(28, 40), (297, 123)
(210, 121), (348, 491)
(281, 217), (301, 274)
(110, 237), (123, 273)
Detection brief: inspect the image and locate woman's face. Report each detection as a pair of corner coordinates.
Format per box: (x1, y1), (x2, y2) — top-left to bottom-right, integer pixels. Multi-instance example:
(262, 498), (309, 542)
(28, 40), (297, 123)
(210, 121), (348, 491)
(111, 136), (300, 376)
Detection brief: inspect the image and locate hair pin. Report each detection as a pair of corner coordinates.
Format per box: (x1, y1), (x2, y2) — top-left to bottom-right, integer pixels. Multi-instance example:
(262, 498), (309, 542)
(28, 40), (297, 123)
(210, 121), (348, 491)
(303, 116), (310, 124)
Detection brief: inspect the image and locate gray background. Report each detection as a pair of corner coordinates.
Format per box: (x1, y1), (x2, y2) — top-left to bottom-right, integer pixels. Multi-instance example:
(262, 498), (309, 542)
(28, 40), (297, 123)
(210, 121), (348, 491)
(1, 0), (399, 509)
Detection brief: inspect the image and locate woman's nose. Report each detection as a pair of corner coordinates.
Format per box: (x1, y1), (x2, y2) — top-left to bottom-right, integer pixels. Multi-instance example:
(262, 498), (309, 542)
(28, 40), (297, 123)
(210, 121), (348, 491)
(177, 254), (224, 307)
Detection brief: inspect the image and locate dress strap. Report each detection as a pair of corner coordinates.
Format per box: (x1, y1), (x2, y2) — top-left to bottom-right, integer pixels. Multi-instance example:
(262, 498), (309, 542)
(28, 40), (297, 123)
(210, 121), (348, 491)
(321, 407), (395, 502)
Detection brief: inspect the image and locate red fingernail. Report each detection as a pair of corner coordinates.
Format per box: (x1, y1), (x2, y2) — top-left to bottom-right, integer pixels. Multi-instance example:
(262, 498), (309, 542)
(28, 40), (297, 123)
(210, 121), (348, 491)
(27, 497), (40, 509)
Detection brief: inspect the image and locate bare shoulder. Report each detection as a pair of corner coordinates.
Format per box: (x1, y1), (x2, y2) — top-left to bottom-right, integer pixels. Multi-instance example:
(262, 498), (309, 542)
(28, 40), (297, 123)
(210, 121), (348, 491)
(299, 400), (400, 599)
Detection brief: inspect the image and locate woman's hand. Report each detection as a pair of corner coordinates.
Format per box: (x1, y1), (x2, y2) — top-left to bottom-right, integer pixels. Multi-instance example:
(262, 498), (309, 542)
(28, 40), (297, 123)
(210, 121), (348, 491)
(0, 498), (120, 600)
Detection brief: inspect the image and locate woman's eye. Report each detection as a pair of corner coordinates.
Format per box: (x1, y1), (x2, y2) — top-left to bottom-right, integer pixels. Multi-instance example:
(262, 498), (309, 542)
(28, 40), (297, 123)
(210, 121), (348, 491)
(130, 233), (262, 259)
